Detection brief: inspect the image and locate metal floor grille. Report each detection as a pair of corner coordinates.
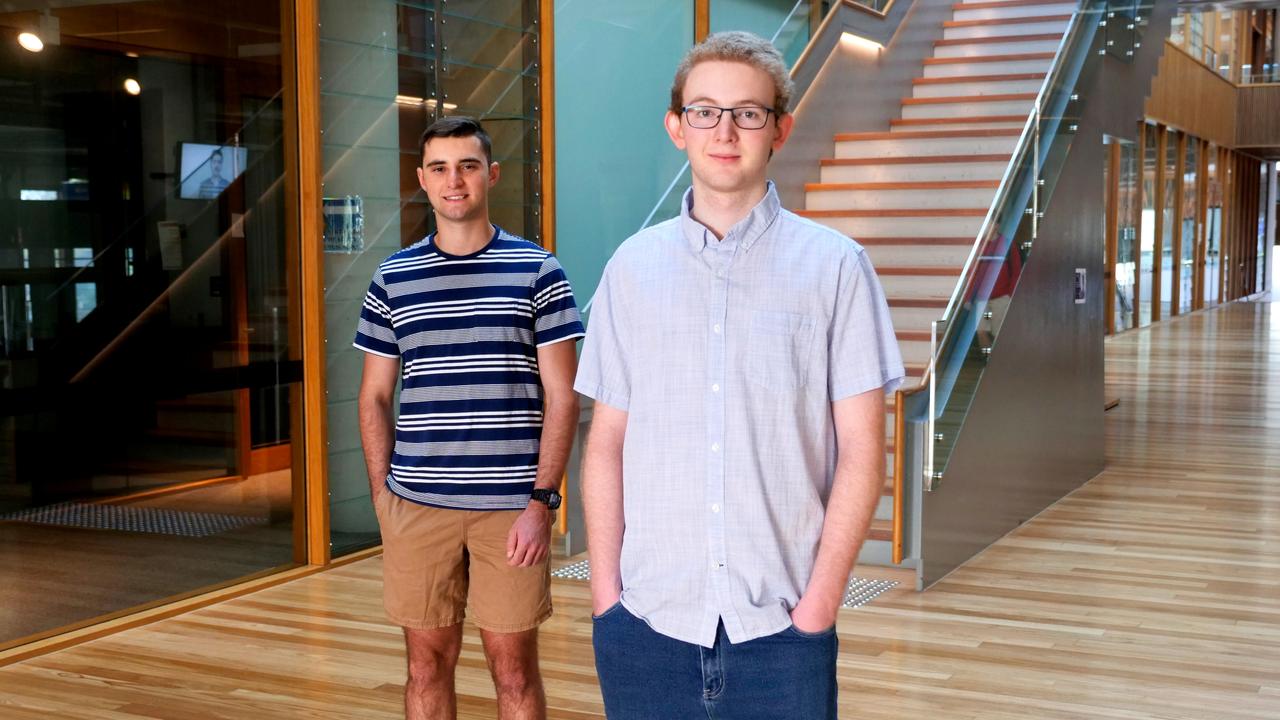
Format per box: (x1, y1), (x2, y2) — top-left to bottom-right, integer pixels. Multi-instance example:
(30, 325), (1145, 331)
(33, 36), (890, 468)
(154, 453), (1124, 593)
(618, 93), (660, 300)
(1, 502), (269, 538)
(553, 560), (898, 608)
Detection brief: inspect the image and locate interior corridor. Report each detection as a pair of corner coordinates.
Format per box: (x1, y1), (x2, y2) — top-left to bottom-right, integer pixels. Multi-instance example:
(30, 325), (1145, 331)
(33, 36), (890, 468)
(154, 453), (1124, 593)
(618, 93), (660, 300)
(0, 298), (1277, 719)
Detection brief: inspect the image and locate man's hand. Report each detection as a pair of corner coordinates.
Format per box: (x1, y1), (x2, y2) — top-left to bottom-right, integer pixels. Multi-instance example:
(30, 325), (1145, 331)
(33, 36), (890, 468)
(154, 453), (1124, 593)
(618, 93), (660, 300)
(789, 595), (839, 634)
(592, 585), (623, 617)
(506, 503), (551, 567)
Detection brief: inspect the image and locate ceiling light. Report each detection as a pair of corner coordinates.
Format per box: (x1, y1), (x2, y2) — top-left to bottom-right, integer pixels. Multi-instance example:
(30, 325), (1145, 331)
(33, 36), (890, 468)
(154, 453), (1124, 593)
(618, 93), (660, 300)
(18, 32), (43, 52)
(123, 78), (141, 95)
(395, 94), (424, 106)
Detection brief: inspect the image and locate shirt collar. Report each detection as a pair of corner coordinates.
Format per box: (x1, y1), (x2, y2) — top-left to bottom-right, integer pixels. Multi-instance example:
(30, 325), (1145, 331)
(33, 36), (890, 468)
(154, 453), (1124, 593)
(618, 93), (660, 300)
(680, 181), (782, 253)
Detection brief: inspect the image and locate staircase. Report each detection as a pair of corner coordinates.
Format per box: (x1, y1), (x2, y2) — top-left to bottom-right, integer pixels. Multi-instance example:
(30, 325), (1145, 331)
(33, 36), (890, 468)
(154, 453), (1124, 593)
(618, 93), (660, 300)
(796, 0), (1075, 564)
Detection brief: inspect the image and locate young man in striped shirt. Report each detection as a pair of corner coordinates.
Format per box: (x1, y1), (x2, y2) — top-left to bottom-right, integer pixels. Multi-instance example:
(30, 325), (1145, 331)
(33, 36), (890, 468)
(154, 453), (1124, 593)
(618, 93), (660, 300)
(355, 117), (584, 720)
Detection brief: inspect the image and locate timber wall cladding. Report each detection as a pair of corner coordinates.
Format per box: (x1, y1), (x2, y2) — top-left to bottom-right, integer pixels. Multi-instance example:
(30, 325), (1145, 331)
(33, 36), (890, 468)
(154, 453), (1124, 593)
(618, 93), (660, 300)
(1236, 85), (1280, 148)
(1144, 42), (1237, 147)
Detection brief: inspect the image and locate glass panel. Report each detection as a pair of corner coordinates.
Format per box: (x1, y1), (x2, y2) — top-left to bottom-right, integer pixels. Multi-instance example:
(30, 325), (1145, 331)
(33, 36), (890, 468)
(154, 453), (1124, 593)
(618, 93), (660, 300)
(1116, 139), (1139, 331)
(1160, 127), (1176, 319)
(318, 0), (542, 557)
(1139, 123), (1158, 326)
(1171, 8), (1278, 84)
(0, 0), (301, 648)
(712, 0), (812, 66)
(1258, 162), (1267, 294)
(1180, 136), (1197, 314)
(554, 1), (693, 309)
(911, 1), (1106, 481)
(1204, 144), (1222, 306)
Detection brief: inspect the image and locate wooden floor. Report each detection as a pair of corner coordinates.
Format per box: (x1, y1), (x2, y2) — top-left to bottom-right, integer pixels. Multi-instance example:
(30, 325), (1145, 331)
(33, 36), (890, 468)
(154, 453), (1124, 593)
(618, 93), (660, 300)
(2, 298), (1279, 718)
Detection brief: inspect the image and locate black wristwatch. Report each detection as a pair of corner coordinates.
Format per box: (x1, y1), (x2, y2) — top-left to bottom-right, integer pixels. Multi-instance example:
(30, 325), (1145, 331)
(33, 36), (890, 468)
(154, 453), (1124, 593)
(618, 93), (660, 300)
(530, 488), (562, 510)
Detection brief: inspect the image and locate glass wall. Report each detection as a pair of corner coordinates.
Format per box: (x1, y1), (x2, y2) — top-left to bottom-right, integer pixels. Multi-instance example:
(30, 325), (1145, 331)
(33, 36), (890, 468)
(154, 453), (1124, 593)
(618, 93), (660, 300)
(0, 1), (301, 647)
(1180, 136), (1197, 315)
(554, 0), (694, 310)
(1160, 126), (1177, 320)
(1204, 144), (1222, 306)
(1116, 139), (1139, 331)
(1139, 123), (1157, 327)
(1170, 8), (1278, 84)
(318, 0), (543, 557)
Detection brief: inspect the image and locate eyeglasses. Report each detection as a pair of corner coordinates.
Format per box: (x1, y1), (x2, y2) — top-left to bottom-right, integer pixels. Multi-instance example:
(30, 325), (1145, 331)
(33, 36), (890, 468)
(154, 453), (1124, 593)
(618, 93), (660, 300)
(681, 105), (777, 130)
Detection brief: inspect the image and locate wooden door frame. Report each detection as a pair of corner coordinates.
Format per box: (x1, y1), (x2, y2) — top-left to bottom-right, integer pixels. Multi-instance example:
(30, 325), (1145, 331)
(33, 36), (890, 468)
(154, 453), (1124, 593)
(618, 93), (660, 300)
(1153, 125), (1166, 323)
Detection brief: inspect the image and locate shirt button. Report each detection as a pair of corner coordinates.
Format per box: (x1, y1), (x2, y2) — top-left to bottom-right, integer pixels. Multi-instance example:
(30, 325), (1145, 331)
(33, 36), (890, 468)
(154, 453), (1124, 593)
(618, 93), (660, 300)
(713, 324), (722, 334)
(711, 503), (720, 513)
(711, 443), (720, 452)
(711, 383), (720, 393)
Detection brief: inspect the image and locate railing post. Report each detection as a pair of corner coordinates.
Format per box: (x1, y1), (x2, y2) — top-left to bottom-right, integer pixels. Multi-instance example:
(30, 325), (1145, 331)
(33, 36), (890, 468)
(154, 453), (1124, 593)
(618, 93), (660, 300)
(925, 318), (938, 492)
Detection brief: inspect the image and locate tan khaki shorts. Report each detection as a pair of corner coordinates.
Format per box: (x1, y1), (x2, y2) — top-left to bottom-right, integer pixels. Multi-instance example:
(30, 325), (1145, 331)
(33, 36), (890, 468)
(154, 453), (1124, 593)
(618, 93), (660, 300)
(374, 490), (551, 633)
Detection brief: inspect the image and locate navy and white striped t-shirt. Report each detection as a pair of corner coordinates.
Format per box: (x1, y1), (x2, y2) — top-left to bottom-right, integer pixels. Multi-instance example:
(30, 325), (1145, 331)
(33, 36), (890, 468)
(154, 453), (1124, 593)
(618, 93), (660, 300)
(353, 226), (585, 510)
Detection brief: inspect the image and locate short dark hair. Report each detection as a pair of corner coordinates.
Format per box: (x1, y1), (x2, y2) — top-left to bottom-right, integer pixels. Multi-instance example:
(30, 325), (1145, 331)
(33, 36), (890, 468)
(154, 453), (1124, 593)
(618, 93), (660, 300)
(419, 116), (492, 166)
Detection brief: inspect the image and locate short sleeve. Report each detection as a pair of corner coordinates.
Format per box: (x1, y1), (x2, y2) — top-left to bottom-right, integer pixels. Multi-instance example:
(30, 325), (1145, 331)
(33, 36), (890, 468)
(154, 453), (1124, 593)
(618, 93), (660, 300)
(353, 267), (400, 358)
(573, 261), (631, 411)
(829, 250), (906, 400)
(532, 254), (586, 347)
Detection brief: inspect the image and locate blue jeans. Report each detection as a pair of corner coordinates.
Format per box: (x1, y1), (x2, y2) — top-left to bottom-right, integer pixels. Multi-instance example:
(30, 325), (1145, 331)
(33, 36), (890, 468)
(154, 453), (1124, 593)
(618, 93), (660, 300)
(592, 603), (838, 719)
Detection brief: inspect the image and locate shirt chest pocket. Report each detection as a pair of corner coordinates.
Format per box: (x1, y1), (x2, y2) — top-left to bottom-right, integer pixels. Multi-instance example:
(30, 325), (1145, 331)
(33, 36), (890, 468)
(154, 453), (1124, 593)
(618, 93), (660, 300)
(747, 310), (815, 390)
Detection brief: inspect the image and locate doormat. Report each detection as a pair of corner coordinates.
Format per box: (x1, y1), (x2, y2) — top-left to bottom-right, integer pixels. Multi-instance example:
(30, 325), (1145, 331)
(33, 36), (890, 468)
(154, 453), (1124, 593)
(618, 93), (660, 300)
(0, 502), (268, 538)
(552, 559), (899, 609)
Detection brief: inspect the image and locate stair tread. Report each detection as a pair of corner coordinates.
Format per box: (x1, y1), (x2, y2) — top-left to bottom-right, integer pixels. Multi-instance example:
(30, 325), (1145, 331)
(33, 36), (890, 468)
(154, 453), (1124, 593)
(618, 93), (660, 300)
(902, 92), (1037, 105)
(808, 180), (1000, 191)
(799, 208), (987, 218)
(867, 519), (894, 542)
(891, 115), (1026, 126)
(836, 128), (1022, 140)
(822, 154), (1012, 166)
(913, 72), (1046, 85)
(953, 0), (1074, 9)
(923, 52), (1055, 64)
(897, 330), (933, 341)
(877, 266), (966, 276)
(944, 14), (1072, 28)
(935, 32), (1063, 46)
(888, 297), (952, 307)
(856, 236), (975, 245)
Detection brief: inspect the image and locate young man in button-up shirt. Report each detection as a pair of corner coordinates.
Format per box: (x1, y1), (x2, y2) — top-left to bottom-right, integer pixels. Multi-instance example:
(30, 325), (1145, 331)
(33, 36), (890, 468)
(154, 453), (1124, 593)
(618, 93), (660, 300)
(575, 31), (904, 719)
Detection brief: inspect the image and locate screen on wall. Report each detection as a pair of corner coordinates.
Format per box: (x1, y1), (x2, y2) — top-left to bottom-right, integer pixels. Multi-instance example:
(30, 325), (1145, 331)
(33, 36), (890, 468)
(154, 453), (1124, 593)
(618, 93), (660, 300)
(178, 143), (248, 200)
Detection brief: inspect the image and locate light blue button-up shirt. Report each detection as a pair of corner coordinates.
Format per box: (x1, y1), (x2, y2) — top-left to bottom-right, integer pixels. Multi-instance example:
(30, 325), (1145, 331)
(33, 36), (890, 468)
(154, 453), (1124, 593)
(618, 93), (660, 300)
(574, 182), (904, 647)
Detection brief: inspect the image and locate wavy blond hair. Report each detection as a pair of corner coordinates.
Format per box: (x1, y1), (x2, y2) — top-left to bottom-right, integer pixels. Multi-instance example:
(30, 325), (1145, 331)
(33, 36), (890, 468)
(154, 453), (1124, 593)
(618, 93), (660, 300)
(669, 31), (794, 116)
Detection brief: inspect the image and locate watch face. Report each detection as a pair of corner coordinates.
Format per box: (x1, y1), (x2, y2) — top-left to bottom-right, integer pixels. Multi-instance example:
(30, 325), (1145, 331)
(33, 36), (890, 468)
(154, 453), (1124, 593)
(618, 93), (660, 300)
(533, 489), (562, 509)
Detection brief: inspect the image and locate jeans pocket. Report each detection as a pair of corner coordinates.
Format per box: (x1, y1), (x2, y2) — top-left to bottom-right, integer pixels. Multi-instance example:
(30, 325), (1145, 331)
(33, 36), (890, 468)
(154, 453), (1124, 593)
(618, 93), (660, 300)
(591, 601), (625, 621)
(748, 310), (814, 390)
(786, 623), (836, 639)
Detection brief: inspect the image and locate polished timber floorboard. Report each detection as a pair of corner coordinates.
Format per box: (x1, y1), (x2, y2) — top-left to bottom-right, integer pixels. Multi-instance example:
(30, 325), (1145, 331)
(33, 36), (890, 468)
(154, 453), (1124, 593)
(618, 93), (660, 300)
(2, 299), (1279, 718)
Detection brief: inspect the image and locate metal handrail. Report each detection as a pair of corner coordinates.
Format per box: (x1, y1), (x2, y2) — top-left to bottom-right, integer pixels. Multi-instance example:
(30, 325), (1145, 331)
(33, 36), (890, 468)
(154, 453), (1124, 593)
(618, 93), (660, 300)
(892, 1), (1105, 533)
(929, 6), (1088, 377)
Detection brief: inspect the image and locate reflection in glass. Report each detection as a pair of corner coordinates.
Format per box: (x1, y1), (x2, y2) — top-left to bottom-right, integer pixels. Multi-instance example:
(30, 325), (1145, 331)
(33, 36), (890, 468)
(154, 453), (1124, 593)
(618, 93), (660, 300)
(1116, 139), (1139, 331)
(1204, 145), (1222, 306)
(1181, 137), (1197, 314)
(1161, 127), (1177, 318)
(0, 1), (300, 648)
(1139, 124), (1158, 327)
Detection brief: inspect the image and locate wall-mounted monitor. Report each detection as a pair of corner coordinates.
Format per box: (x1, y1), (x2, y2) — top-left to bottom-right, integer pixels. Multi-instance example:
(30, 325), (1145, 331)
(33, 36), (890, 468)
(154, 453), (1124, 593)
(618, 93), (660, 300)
(178, 143), (247, 200)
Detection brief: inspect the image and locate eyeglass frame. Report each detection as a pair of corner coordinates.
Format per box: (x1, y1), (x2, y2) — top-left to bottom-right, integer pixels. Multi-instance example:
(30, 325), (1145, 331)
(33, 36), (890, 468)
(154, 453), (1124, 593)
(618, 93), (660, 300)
(679, 104), (779, 130)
